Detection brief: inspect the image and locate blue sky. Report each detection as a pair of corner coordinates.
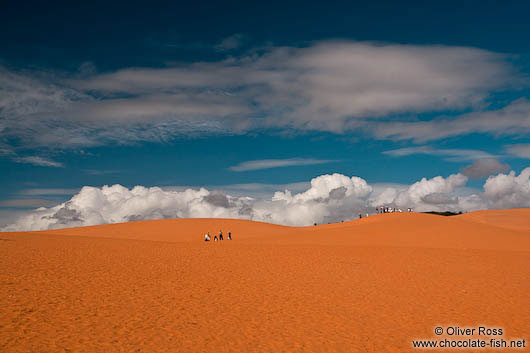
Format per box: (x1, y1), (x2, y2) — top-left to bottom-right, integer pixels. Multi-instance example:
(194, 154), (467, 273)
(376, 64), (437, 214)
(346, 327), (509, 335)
(1, 0), (530, 229)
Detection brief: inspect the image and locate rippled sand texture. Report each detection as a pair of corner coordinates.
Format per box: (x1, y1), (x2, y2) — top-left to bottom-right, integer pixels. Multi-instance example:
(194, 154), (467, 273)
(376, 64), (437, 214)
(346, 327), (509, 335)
(1, 209), (529, 352)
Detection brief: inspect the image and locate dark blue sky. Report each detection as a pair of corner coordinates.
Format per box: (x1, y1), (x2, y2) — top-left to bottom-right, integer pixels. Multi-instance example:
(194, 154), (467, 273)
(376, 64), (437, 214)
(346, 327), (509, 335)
(3, 0), (530, 69)
(1, 0), (530, 227)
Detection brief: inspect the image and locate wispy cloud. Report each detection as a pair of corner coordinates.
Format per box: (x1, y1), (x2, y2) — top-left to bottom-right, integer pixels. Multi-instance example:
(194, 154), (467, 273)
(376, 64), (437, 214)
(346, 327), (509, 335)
(374, 98), (530, 143)
(13, 156), (64, 167)
(506, 143), (530, 159)
(0, 41), (519, 150)
(0, 199), (57, 208)
(229, 158), (339, 172)
(83, 169), (120, 175)
(460, 158), (510, 179)
(383, 146), (496, 162)
(20, 188), (79, 196)
(0, 145), (15, 156)
(214, 34), (246, 51)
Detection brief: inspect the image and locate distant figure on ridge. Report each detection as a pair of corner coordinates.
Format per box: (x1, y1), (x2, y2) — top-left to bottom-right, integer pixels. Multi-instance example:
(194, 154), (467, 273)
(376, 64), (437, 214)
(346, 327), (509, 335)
(204, 232), (211, 242)
(219, 231), (223, 241)
(227, 232), (232, 240)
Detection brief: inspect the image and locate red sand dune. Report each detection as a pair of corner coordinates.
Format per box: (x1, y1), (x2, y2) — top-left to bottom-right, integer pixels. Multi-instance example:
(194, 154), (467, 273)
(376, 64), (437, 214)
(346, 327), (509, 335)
(1, 209), (529, 352)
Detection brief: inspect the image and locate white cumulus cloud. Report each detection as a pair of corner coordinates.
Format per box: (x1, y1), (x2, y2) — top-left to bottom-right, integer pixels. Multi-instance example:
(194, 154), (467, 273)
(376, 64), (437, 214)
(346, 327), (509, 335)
(1, 174), (373, 230)
(483, 168), (530, 208)
(370, 173), (469, 212)
(3, 169), (530, 232)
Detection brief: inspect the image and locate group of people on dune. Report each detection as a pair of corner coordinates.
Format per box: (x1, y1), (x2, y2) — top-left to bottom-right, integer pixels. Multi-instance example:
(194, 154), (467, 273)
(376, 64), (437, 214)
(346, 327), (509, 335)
(376, 206), (413, 214)
(204, 230), (231, 242)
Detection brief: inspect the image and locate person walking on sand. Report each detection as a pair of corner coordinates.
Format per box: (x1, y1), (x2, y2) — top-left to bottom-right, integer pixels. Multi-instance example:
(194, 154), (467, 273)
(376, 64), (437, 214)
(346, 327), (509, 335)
(227, 232), (231, 240)
(204, 232), (210, 242)
(219, 231), (223, 241)
(214, 235), (218, 242)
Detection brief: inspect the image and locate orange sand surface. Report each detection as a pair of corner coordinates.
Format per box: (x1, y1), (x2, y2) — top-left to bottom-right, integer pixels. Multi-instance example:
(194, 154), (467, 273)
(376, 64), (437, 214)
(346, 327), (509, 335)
(1, 209), (529, 352)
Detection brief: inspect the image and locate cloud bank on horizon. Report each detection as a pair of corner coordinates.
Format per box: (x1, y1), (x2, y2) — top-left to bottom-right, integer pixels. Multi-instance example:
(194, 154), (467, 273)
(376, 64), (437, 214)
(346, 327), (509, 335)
(4, 168), (530, 231)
